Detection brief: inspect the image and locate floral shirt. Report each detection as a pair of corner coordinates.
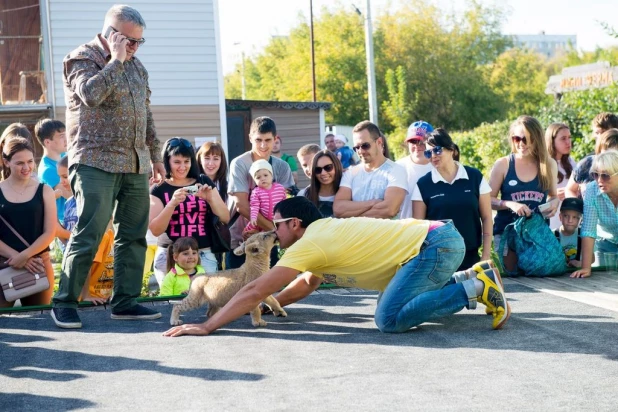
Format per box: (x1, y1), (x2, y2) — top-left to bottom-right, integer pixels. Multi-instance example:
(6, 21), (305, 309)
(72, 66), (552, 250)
(62, 35), (162, 174)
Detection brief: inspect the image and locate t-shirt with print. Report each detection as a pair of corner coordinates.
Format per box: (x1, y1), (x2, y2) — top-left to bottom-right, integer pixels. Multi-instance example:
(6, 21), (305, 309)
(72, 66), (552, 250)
(339, 159), (408, 209)
(276, 217), (430, 291)
(150, 181), (212, 248)
(227, 152), (294, 248)
(38, 155), (66, 223)
(559, 230), (579, 262)
(396, 156), (433, 219)
(83, 229), (114, 300)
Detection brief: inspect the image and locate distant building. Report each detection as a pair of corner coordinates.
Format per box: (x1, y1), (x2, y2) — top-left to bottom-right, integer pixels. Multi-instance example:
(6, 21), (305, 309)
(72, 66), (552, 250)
(512, 32), (577, 58)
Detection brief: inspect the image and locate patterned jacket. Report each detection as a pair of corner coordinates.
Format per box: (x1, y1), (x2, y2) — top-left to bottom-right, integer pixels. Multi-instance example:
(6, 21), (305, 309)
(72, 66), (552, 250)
(62, 35), (162, 174)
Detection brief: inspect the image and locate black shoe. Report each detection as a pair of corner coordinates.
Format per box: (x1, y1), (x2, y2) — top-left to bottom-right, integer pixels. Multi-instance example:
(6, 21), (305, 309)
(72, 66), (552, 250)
(51, 307), (82, 329)
(111, 304), (162, 320)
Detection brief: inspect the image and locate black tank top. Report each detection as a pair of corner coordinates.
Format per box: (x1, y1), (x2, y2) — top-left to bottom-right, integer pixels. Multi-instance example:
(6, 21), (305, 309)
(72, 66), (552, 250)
(0, 183), (47, 253)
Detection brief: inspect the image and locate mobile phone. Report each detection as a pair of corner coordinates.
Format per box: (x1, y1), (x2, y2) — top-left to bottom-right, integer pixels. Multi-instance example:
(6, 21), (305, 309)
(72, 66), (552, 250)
(103, 26), (117, 40)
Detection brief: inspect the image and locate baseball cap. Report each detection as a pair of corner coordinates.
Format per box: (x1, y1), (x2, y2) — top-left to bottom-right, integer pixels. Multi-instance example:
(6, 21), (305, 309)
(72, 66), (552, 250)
(560, 198), (583, 214)
(406, 121), (434, 142)
(249, 159), (273, 178)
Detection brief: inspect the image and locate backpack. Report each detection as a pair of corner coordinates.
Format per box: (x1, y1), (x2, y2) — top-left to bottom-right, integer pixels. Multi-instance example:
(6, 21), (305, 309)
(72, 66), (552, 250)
(499, 213), (568, 277)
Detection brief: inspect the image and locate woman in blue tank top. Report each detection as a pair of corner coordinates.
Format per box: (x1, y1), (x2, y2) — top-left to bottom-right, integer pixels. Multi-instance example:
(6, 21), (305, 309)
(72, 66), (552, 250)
(489, 116), (558, 274)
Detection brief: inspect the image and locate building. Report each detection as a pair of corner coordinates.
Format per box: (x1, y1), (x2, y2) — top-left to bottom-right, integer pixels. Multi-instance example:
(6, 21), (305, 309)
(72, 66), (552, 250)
(512, 32), (577, 58)
(0, 0), (227, 150)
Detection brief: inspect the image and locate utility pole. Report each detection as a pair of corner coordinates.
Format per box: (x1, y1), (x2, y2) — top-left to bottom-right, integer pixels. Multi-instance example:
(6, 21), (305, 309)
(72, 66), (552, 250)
(310, 0), (317, 102)
(364, 0), (378, 125)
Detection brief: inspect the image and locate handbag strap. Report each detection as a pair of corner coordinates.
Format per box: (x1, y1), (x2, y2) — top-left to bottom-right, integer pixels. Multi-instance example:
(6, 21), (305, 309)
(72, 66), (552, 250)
(0, 214), (30, 247)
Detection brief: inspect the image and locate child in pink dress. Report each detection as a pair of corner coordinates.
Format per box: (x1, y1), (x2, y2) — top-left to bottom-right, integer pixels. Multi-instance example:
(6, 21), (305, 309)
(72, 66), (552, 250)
(245, 159), (287, 232)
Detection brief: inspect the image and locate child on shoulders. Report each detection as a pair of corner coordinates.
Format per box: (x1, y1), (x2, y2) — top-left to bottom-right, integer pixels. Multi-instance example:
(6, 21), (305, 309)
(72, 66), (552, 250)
(554, 198), (585, 268)
(161, 237), (206, 296)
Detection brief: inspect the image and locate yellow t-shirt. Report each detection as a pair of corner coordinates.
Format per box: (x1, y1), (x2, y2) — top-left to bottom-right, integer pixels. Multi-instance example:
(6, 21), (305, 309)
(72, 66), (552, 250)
(276, 217), (430, 291)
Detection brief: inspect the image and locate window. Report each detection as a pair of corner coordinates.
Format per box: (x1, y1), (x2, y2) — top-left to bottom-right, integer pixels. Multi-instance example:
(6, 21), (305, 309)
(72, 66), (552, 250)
(0, 1), (47, 105)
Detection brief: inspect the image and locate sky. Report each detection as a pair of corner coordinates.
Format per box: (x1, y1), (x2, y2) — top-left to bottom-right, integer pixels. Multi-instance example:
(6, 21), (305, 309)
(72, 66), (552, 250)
(218, 0), (618, 74)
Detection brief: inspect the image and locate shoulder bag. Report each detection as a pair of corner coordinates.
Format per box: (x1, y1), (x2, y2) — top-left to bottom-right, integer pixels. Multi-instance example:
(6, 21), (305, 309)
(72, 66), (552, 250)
(0, 215), (50, 302)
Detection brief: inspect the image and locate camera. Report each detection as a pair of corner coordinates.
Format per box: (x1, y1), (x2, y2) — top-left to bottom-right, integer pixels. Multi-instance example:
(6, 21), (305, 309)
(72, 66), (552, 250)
(184, 185), (199, 195)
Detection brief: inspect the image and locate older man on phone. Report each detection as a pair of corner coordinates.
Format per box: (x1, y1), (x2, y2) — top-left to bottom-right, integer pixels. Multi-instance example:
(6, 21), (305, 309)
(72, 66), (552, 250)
(51, 5), (165, 329)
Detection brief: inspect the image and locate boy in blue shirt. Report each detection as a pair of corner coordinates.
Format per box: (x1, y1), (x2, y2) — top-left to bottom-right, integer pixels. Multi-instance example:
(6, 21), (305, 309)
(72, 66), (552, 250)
(35, 119), (69, 224)
(554, 198), (585, 268)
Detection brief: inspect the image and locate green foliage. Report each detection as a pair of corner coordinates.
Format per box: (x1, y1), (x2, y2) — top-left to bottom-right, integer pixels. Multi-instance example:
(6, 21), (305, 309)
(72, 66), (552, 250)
(537, 83), (618, 160)
(450, 119), (511, 177)
(225, 0), (513, 131)
(485, 48), (553, 119)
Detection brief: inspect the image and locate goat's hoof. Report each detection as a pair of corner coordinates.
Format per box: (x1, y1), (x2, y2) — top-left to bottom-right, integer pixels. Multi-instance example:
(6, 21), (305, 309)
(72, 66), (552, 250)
(273, 309), (287, 318)
(252, 319), (267, 327)
(170, 319), (183, 326)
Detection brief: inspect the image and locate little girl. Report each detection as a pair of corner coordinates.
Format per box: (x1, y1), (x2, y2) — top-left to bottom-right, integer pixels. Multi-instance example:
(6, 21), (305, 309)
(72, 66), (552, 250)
(161, 237), (207, 296)
(334, 134), (356, 170)
(244, 159), (287, 232)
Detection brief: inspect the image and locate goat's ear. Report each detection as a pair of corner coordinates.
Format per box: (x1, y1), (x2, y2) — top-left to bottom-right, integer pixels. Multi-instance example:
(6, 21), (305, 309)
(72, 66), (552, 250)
(233, 242), (245, 256)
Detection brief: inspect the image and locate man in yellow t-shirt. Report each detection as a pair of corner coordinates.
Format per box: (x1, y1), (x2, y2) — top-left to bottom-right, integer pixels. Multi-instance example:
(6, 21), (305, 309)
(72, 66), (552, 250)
(164, 197), (511, 338)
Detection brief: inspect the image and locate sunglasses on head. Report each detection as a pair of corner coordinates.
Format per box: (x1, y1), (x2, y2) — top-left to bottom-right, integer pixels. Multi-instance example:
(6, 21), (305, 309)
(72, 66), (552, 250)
(590, 171), (618, 182)
(314, 163), (335, 174)
(352, 142), (372, 152)
(168, 137), (192, 149)
(423, 146), (443, 159)
(408, 139), (425, 146)
(512, 135), (527, 144)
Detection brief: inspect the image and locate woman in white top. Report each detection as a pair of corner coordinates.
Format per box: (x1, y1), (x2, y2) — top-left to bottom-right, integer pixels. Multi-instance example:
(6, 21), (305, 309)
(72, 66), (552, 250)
(545, 123), (577, 230)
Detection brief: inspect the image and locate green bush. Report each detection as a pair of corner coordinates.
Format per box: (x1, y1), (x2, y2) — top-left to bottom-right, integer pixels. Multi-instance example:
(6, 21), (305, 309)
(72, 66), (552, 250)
(450, 120), (511, 177)
(537, 83), (618, 160)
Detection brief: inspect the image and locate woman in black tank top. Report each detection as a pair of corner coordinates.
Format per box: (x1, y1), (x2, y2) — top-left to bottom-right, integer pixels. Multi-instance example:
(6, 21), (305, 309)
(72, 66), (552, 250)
(0, 136), (57, 307)
(488, 116), (558, 275)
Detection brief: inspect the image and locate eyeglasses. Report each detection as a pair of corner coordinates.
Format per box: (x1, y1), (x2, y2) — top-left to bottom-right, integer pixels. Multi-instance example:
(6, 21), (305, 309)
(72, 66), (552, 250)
(423, 146), (443, 159)
(590, 171), (618, 182)
(314, 164), (335, 174)
(352, 142), (372, 152)
(109, 26), (146, 47)
(126, 37), (146, 47)
(407, 139), (425, 146)
(168, 137), (192, 149)
(272, 217), (302, 230)
(512, 135), (527, 144)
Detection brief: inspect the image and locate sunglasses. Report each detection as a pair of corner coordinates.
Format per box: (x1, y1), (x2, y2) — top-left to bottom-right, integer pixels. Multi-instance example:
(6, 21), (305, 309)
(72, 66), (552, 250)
(168, 137), (192, 149)
(272, 217), (302, 230)
(352, 142), (372, 152)
(423, 146), (443, 159)
(314, 164), (335, 174)
(590, 171), (618, 182)
(511, 135), (527, 144)
(109, 26), (146, 47)
(408, 139), (425, 146)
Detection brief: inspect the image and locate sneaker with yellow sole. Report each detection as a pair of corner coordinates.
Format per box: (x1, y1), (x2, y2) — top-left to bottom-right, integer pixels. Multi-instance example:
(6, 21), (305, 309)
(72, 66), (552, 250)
(477, 268), (510, 330)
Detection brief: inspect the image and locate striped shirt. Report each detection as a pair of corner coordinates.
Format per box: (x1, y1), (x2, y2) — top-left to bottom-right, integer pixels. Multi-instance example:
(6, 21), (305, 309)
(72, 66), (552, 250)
(581, 180), (618, 242)
(247, 183), (287, 230)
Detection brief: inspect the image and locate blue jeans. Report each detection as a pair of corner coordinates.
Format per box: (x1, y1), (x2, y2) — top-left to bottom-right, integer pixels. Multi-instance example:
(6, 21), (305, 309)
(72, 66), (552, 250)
(375, 221), (469, 333)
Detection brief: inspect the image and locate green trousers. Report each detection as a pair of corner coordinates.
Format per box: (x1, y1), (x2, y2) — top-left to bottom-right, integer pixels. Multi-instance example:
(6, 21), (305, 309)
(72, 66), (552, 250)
(53, 164), (148, 311)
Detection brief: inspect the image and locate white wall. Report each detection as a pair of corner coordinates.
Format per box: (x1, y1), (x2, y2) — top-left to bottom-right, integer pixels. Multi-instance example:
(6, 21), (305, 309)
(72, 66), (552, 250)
(48, 0), (221, 107)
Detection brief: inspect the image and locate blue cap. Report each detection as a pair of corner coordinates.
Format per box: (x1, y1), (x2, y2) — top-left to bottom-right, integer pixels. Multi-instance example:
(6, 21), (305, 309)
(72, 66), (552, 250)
(560, 197), (583, 214)
(406, 121), (434, 142)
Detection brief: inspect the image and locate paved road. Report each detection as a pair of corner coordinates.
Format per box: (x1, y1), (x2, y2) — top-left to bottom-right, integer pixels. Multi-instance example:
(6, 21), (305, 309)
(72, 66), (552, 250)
(1, 278), (618, 411)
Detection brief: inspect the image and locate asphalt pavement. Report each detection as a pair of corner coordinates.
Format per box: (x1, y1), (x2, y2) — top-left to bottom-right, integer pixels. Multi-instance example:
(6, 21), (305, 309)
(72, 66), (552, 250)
(1, 279), (618, 411)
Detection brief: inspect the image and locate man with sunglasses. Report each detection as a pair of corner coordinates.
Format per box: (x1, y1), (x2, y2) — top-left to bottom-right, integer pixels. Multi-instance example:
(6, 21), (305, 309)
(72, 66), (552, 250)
(51, 5), (164, 328)
(164, 196), (510, 338)
(333, 121), (407, 219)
(396, 121), (435, 219)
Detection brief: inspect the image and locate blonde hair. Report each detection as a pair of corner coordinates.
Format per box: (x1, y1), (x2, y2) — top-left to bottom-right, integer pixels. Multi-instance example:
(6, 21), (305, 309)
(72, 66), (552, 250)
(591, 150), (618, 176)
(509, 116), (552, 191)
